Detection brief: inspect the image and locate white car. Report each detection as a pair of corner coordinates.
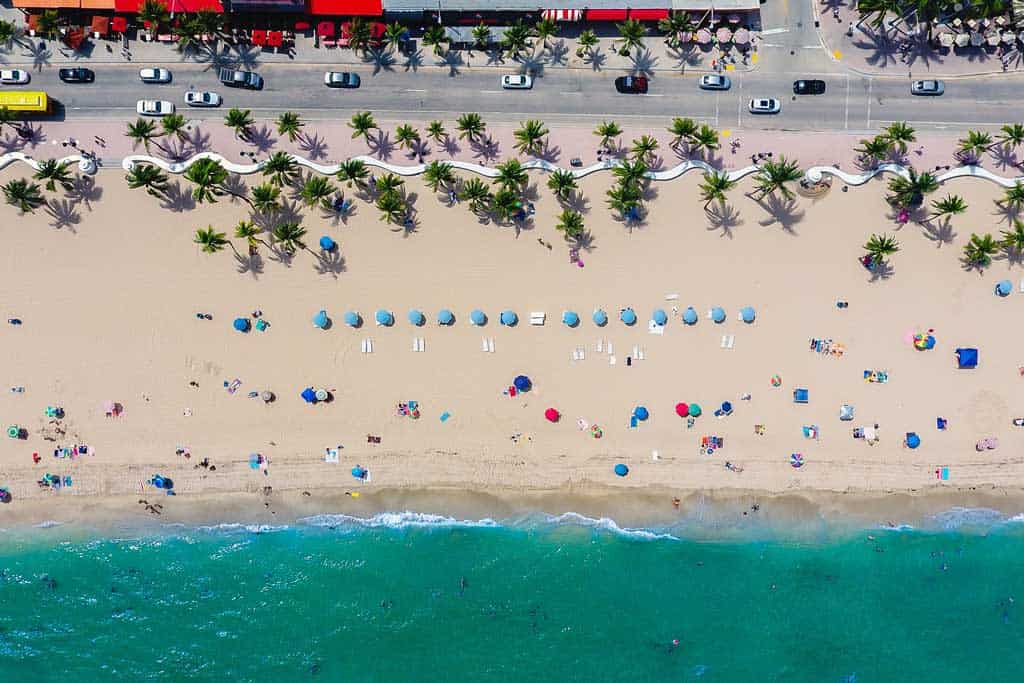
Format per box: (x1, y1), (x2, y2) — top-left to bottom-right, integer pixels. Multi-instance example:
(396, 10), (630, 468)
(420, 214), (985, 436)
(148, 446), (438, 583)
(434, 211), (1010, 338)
(185, 90), (222, 107)
(139, 67), (172, 84)
(137, 99), (175, 116)
(501, 74), (533, 90)
(748, 98), (781, 114)
(698, 74), (730, 91)
(0, 69), (30, 85)
(911, 79), (944, 96)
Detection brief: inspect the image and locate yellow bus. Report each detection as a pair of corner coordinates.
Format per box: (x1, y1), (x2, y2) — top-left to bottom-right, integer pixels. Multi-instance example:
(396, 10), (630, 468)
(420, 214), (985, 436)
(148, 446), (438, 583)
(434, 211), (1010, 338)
(0, 91), (49, 114)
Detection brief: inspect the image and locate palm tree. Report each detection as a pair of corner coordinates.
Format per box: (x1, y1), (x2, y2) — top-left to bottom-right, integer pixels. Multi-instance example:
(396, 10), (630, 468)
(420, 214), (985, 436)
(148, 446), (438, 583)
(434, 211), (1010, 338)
(300, 175), (336, 209)
(612, 159), (649, 188)
(494, 159), (528, 190)
(383, 22), (406, 52)
(472, 24), (492, 51)
(490, 188), (521, 222)
(547, 169), (577, 202)
(928, 194), (967, 221)
(630, 135), (659, 163)
(690, 125), (720, 156)
(155, 113), (186, 143)
(957, 130), (993, 162)
(555, 209), (585, 240)
(375, 172), (405, 196)
(234, 220), (270, 252)
(426, 120), (447, 144)
(659, 12), (695, 48)
(194, 226), (229, 255)
(394, 123), (420, 150)
(883, 121), (916, 154)
(348, 111), (377, 141)
(886, 168), (939, 208)
(376, 190), (406, 224)
(1000, 219), (1024, 259)
(751, 156), (803, 201)
(35, 10), (60, 41)
(997, 181), (1024, 212)
(0, 19), (22, 51)
(962, 232), (999, 270)
(668, 117), (699, 149)
(336, 159), (369, 189)
(33, 159), (74, 193)
(996, 123), (1024, 151)
(346, 17), (372, 53)
(0, 106), (18, 136)
(262, 151), (299, 188)
(456, 113), (487, 142)
(2, 178), (44, 213)
(276, 111), (304, 143)
(271, 221), (309, 255)
(459, 177), (492, 213)
(224, 108), (253, 140)
(184, 157), (229, 205)
(125, 118), (160, 152)
(251, 183), (281, 214)
(863, 233), (899, 266)
(423, 160), (456, 193)
(606, 180), (643, 219)
(575, 29), (599, 59)
(595, 121), (622, 150)
(855, 136), (892, 165)
(698, 171), (736, 212)
(533, 18), (559, 51)
(422, 24), (449, 57)
(125, 162), (169, 200)
(614, 18), (646, 56)
(513, 120), (549, 155)
(501, 20), (532, 58)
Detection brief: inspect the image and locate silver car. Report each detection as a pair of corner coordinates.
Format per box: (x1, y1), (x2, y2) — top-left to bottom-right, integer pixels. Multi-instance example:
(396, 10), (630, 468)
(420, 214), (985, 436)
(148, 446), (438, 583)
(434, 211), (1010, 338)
(501, 74), (533, 90)
(139, 67), (172, 84)
(137, 99), (175, 116)
(911, 79), (944, 96)
(185, 90), (222, 107)
(748, 98), (781, 114)
(698, 74), (731, 91)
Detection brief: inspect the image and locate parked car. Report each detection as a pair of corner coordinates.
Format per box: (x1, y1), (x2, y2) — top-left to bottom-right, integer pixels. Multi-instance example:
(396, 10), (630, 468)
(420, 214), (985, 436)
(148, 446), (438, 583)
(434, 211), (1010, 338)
(793, 79), (826, 95)
(0, 69), (30, 85)
(139, 67), (172, 84)
(501, 74), (533, 90)
(323, 71), (361, 88)
(218, 68), (263, 90)
(911, 79), (944, 96)
(58, 67), (94, 83)
(698, 74), (731, 91)
(137, 99), (175, 116)
(614, 75), (648, 94)
(185, 90), (222, 107)
(748, 98), (781, 114)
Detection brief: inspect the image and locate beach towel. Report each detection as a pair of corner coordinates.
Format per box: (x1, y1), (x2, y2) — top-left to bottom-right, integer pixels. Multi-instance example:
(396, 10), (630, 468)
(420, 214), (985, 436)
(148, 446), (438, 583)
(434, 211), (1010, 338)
(325, 448), (339, 463)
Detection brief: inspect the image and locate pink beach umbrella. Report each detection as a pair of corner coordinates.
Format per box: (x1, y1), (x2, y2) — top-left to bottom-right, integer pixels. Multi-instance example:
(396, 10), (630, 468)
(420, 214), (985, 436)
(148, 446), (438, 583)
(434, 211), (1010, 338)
(696, 28), (712, 44)
(675, 402), (690, 417)
(545, 408), (561, 423)
(733, 28), (750, 45)
(716, 27), (733, 43)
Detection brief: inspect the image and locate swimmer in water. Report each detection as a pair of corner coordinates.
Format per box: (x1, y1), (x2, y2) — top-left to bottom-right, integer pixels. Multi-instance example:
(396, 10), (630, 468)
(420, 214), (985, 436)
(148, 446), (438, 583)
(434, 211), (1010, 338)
(459, 577), (467, 596)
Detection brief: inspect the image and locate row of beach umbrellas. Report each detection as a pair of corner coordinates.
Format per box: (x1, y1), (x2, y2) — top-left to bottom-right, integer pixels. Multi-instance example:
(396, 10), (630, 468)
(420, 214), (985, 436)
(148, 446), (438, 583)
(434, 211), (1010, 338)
(306, 307), (757, 329)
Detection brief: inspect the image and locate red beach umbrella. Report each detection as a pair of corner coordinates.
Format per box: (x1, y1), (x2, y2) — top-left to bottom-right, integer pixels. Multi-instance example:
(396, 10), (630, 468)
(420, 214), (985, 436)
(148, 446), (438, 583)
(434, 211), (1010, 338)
(675, 402), (689, 417)
(544, 408), (561, 423)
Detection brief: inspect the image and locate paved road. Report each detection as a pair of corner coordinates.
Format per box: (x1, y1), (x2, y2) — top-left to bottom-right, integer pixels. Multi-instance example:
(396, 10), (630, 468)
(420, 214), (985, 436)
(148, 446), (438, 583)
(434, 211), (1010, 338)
(21, 61), (1024, 133)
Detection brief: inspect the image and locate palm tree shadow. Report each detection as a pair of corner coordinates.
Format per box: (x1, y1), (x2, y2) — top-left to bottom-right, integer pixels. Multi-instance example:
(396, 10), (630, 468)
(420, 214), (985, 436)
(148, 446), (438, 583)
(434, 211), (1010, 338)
(920, 218), (956, 247)
(246, 125), (277, 154)
(547, 39), (570, 66)
(0, 132), (28, 153)
(757, 194), (804, 234)
(535, 140), (561, 163)
(515, 53), (546, 77)
(298, 131), (329, 160)
(320, 194), (355, 226)
(565, 191), (590, 214)
(988, 144), (1021, 172)
(484, 48), (506, 65)
(668, 45), (703, 71)
(852, 29), (899, 70)
(868, 259), (894, 281)
(403, 49), (424, 72)
(436, 50), (463, 77)
(160, 181), (197, 212)
(471, 136), (501, 163)
(16, 123), (45, 149)
(511, 215), (535, 238)
(45, 198), (80, 231)
(234, 251), (264, 278)
(706, 202), (742, 238)
(183, 126), (211, 155)
(363, 46), (395, 75)
(993, 203), (1020, 225)
(223, 174), (249, 205)
(442, 137), (461, 157)
(67, 174), (102, 210)
(21, 41), (52, 71)
(266, 244), (295, 267)
(367, 130), (396, 161)
(583, 47), (606, 71)
(572, 230), (597, 253)
(313, 249), (346, 277)
(407, 138), (430, 161)
(646, 153), (666, 172)
(629, 48), (658, 77)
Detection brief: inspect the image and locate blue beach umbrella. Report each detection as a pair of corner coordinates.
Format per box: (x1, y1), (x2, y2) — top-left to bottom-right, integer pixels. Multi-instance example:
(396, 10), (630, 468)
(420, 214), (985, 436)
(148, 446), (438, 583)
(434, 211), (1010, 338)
(652, 309), (668, 326)
(407, 309), (425, 326)
(438, 309), (455, 325)
(740, 306), (756, 323)
(905, 432), (921, 449)
(319, 235), (336, 251)
(344, 311), (361, 327)
(312, 310), (329, 329)
(301, 387), (317, 403)
(721, 401), (733, 414)
(233, 317), (250, 332)
(711, 307), (726, 324)
(682, 307), (698, 325)
(634, 406), (649, 421)
(470, 309), (487, 326)
(562, 311), (580, 327)
(620, 308), (637, 325)
(614, 463), (629, 477)
(592, 309), (608, 326)
(375, 309), (394, 326)
(514, 375), (532, 392)
(351, 466), (367, 480)
(500, 310), (518, 326)
(996, 279), (1012, 297)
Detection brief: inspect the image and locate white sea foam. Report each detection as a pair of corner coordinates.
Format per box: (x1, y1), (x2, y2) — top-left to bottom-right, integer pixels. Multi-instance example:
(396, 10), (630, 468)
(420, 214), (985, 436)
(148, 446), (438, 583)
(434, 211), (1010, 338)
(929, 507), (1008, 530)
(196, 522), (290, 534)
(544, 512), (679, 541)
(298, 511), (500, 530)
(35, 520), (63, 529)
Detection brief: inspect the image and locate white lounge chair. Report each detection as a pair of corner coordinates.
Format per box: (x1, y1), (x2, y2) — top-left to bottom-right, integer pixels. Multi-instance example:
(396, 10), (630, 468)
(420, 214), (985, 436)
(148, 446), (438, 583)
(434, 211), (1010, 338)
(530, 312), (546, 326)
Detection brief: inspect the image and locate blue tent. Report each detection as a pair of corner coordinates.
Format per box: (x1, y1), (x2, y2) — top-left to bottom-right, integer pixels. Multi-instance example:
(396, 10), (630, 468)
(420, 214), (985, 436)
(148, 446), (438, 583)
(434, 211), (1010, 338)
(740, 306), (756, 323)
(793, 388), (809, 403)
(592, 309), (608, 326)
(312, 310), (329, 329)
(956, 347), (978, 369)
(614, 463), (629, 477)
(514, 375), (531, 392)
(233, 317), (250, 332)
(682, 307), (698, 325)
(344, 311), (361, 327)
(620, 308), (637, 325)
(905, 432), (921, 449)
(408, 309), (425, 326)
(562, 311), (580, 327)
(634, 405), (649, 421)
(996, 280), (1012, 297)
(351, 466), (367, 480)
(500, 310), (518, 326)
(711, 307), (726, 324)
(470, 309), (487, 326)
(438, 309), (455, 325)
(301, 387), (317, 403)
(652, 309), (668, 326)
(375, 309), (394, 326)
(319, 235), (336, 251)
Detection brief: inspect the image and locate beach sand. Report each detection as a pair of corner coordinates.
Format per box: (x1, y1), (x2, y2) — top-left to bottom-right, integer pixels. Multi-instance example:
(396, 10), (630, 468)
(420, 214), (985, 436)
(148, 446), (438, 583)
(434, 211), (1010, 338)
(1, 162), (1023, 528)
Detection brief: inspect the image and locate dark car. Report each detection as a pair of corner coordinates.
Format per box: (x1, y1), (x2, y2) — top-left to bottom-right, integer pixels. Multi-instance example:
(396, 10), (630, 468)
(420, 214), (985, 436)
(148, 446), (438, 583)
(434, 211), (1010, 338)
(614, 75), (648, 94)
(218, 68), (263, 90)
(793, 79), (826, 95)
(58, 67), (95, 83)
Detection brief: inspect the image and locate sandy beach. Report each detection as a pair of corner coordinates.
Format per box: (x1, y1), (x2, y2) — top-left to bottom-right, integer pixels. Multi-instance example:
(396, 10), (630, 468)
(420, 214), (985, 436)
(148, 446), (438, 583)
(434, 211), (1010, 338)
(2, 146), (1023, 528)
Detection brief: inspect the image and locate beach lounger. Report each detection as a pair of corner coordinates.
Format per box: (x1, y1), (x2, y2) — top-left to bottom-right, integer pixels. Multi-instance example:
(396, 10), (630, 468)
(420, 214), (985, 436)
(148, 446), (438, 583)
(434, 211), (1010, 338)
(530, 312), (546, 326)
(609, 355), (616, 365)
(578, 347), (585, 360)
(488, 338), (495, 353)
(325, 448), (339, 463)
(721, 335), (729, 348)
(726, 335), (735, 349)
(482, 337), (489, 352)
(637, 347), (645, 361)
(412, 337), (418, 352)
(596, 340), (603, 353)
(606, 343), (613, 355)
(665, 294), (679, 301)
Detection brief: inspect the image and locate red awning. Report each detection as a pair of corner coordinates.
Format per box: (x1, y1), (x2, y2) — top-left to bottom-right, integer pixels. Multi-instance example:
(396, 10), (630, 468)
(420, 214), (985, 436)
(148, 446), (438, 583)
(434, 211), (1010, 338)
(91, 15), (109, 35)
(585, 9), (627, 21)
(629, 8), (668, 20)
(540, 9), (582, 21)
(294, 20), (310, 29)
(114, 0), (138, 10)
(307, 0), (381, 16)
(111, 15), (128, 31)
(114, 0), (221, 12)
(316, 20), (334, 36)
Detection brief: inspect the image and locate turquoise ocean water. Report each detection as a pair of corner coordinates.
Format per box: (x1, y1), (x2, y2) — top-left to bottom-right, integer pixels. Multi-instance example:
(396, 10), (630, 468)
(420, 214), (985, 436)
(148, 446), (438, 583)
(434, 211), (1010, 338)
(2, 509), (1024, 681)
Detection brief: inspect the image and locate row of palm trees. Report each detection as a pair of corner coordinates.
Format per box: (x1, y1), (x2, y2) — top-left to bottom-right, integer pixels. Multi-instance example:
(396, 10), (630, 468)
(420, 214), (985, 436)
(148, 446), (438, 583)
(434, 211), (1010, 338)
(1, 159), (79, 213)
(857, 121), (1024, 168)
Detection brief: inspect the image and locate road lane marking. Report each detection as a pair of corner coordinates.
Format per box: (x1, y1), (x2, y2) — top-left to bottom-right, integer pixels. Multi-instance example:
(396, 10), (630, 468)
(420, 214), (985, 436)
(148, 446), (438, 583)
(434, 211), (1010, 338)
(844, 73), (850, 130)
(866, 78), (872, 128)
(761, 27), (790, 35)
(404, 89), (427, 92)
